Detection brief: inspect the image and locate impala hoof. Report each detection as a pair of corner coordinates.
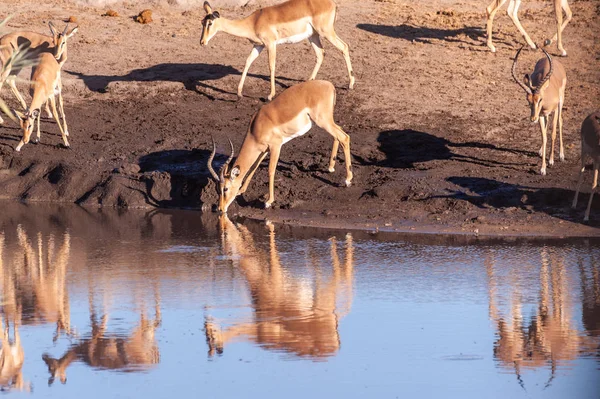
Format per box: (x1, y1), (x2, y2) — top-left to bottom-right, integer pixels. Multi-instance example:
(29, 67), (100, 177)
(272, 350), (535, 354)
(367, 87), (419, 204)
(549, 158), (554, 166)
(584, 215), (590, 222)
(264, 202), (272, 209)
(543, 39), (552, 46)
(487, 43), (496, 53)
(32, 138), (39, 144)
(345, 180), (352, 187)
(540, 168), (547, 176)
(65, 130), (69, 137)
(328, 167), (335, 173)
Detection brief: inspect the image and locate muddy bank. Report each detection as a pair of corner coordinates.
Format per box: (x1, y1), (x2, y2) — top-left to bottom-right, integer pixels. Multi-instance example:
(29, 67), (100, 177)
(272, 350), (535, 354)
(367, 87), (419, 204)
(0, 0), (599, 237)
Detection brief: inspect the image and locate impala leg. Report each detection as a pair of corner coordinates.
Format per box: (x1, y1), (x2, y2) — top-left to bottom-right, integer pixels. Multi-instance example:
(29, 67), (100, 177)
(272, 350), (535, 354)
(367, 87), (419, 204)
(44, 102), (52, 118)
(549, 110), (558, 166)
(558, 102), (565, 161)
(57, 90), (69, 136)
(0, 73), (5, 124)
(238, 45), (264, 99)
(539, 116), (548, 175)
(317, 119), (352, 186)
(34, 108), (41, 144)
(240, 151), (268, 194)
(323, 30), (355, 90)
(486, 0), (509, 52)
(49, 95), (69, 148)
(551, 0), (571, 56)
(584, 164), (598, 222)
(572, 158), (585, 209)
(7, 76), (27, 110)
(328, 139), (339, 173)
(308, 34), (324, 81)
(508, 0), (537, 49)
(265, 144), (282, 208)
(266, 44), (277, 101)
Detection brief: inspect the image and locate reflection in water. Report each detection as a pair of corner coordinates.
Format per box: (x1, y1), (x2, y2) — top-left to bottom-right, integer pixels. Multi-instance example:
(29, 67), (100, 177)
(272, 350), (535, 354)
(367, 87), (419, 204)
(42, 287), (161, 385)
(0, 203), (598, 397)
(487, 248), (598, 388)
(0, 233), (30, 392)
(205, 217), (354, 359)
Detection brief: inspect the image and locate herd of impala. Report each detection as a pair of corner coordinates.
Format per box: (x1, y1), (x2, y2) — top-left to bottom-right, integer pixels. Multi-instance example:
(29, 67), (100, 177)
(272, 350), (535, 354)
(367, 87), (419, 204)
(0, 0), (598, 220)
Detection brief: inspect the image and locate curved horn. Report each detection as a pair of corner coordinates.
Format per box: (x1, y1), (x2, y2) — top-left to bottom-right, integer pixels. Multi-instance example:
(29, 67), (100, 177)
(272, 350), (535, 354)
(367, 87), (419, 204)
(207, 137), (219, 181)
(534, 49), (553, 94)
(512, 46), (532, 95)
(219, 139), (235, 183)
(62, 23), (69, 35)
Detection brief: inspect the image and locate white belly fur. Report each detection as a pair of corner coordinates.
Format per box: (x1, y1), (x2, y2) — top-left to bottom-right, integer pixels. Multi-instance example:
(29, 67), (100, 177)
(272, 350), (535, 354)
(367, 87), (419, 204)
(282, 120), (312, 144)
(276, 24), (314, 45)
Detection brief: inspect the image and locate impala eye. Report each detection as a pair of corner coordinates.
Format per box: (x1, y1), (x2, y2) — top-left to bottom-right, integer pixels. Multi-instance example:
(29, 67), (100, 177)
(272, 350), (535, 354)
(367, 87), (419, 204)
(223, 188), (229, 193)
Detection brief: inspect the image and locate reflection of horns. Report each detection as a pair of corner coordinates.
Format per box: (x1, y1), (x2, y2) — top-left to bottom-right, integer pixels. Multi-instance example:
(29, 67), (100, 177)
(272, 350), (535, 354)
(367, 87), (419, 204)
(534, 49), (553, 94)
(512, 46), (532, 95)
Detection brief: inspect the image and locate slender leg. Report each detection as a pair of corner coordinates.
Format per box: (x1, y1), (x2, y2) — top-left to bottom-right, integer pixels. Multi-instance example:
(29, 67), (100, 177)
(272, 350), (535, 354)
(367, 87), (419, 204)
(239, 151), (268, 194)
(584, 164), (598, 221)
(572, 158), (585, 208)
(558, 101), (565, 161)
(486, 0), (509, 52)
(547, 0), (572, 56)
(508, 0), (537, 49)
(539, 116), (548, 175)
(549, 110), (558, 166)
(238, 45), (264, 99)
(49, 95), (69, 148)
(328, 139), (339, 172)
(7, 77), (27, 110)
(266, 44), (277, 101)
(308, 34), (325, 81)
(265, 144), (282, 208)
(44, 102), (52, 118)
(57, 91), (69, 136)
(323, 30), (355, 89)
(34, 109), (41, 143)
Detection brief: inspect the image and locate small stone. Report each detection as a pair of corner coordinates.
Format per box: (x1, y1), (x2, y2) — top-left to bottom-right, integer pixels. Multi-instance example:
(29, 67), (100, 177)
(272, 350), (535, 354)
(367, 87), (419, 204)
(67, 16), (78, 23)
(135, 9), (153, 24)
(102, 10), (119, 17)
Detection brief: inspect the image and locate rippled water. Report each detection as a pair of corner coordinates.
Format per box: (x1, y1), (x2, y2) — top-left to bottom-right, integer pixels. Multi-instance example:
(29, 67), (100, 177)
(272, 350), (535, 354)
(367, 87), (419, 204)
(0, 203), (598, 398)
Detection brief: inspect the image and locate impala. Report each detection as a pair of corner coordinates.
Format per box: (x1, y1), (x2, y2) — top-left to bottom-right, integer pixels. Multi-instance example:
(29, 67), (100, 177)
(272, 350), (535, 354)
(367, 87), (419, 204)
(200, 0), (354, 100)
(485, 0), (572, 55)
(0, 23), (77, 123)
(205, 216), (353, 358)
(13, 51), (70, 151)
(207, 80), (352, 213)
(512, 47), (566, 175)
(571, 111), (600, 221)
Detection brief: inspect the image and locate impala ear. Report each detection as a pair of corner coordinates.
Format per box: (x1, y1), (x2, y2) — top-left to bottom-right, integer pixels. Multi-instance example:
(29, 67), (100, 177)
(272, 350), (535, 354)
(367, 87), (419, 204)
(203, 1), (213, 14)
(48, 21), (58, 36)
(523, 74), (531, 88)
(230, 166), (240, 180)
(67, 26), (79, 38)
(13, 109), (25, 121)
(213, 11), (220, 18)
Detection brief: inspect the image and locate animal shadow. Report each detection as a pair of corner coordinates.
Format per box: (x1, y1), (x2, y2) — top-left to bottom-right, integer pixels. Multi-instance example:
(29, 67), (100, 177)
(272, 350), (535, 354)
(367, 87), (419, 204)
(357, 23), (486, 46)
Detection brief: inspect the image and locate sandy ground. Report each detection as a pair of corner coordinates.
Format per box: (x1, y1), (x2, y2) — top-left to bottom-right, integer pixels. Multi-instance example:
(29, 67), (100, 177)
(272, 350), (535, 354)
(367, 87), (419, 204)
(0, 0), (599, 237)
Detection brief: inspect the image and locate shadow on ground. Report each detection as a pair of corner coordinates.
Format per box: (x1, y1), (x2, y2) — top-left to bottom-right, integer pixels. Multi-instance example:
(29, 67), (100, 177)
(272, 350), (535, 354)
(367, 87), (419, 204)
(356, 23), (487, 45)
(353, 129), (534, 169)
(443, 176), (599, 226)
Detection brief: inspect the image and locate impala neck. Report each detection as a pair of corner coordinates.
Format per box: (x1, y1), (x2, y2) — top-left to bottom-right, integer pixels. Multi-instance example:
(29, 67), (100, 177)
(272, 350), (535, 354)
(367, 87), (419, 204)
(236, 136), (265, 184)
(219, 15), (259, 43)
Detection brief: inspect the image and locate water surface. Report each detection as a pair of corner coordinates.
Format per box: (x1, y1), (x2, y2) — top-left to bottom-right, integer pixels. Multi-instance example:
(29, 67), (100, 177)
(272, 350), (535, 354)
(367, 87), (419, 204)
(0, 203), (598, 398)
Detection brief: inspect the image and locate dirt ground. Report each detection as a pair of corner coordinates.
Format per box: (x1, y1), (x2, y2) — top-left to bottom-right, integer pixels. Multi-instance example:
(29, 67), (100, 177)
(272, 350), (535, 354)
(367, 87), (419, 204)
(0, 0), (599, 237)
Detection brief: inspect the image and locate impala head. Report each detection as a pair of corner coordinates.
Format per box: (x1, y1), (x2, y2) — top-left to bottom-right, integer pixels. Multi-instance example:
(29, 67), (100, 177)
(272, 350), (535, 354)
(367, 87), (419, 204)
(48, 22), (78, 61)
(42, 353), (68, 385)
(207, 138), (241, 214)
(200, 1), (221, 46)
(512, 47), (554, 123)
(14, 109), (39, 143)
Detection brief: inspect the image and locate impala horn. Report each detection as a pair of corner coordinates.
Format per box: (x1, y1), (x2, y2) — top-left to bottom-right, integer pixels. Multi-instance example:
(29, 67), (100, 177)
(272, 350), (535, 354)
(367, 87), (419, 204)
(207, 137), (219, 181)
(62, 23), (69, 36)
(533, 49), (553, 94)
(218, 139), (235, 183)
(512, 45), (532, 95)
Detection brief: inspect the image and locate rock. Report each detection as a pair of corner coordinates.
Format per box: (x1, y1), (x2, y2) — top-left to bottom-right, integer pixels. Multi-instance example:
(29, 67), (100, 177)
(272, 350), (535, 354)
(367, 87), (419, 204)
(102, 10), (119, 17)
(67, 16), (78, 23)
(200, 179), (218, 209)
(116, 163), (141, 175)
(135, 10), (153, 24)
